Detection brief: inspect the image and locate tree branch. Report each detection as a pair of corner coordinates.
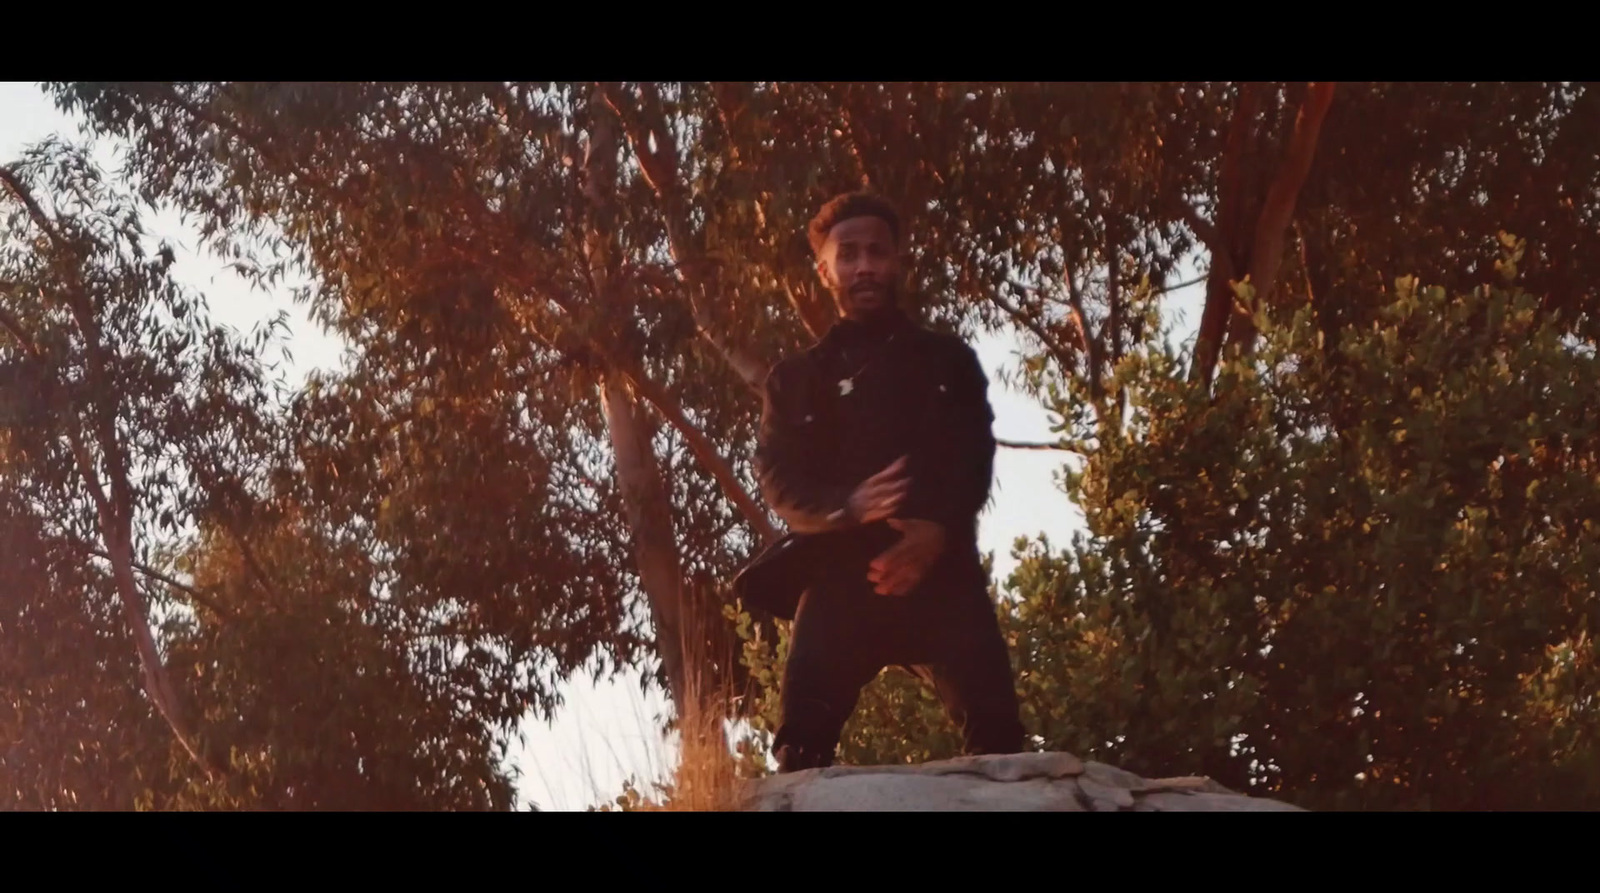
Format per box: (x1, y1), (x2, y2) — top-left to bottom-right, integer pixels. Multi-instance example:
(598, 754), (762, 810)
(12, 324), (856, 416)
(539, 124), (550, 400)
(1234, 82), (1337, 348)
(502, 254), (780, 546)
(600, 83), (767, 396)
(0, 166), (64, 245)
(82, 545), (233, 622)
(833, 85), (873, 188)
(783, 278), (837, 343)
(1190, 84), (1261, 387)
(1107, 237), (1124, 364)
(1217, 83), (1262, 251)
(1181, 205), (1221, 253)
(620, 365), (779, 545)
(1294, 220), (1316, 306)
(1064, 264), (1106, 410)
(997, 438), (1078, 453)
(67, 425), (216, 776)
(5, 162), (135, 532)
(0, 303), (41, 357)
(226, 518), (283, 604)
(991, 288), (1079, 369)
(6, 156), (218, 781)
(1156, 272), (1208, 296)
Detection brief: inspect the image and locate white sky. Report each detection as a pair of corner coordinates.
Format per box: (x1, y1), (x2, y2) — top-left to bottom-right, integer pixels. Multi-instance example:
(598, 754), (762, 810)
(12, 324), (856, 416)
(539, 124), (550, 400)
(1, 81), (1205, 810)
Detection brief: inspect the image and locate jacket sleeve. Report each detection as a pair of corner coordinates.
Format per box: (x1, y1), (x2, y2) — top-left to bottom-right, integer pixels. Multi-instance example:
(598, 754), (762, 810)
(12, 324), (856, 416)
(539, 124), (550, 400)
(898, 338), (997, 535)
(754, 358), (855, 534)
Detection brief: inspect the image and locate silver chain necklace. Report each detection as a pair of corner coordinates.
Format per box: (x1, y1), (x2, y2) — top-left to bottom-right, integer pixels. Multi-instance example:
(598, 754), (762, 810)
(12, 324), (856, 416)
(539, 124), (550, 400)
(836, 333), (898, 396)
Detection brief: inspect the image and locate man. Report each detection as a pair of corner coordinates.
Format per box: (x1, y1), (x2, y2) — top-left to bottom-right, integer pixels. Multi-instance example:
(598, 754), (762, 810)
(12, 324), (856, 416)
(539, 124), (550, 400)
(732, 191), (1026, 773)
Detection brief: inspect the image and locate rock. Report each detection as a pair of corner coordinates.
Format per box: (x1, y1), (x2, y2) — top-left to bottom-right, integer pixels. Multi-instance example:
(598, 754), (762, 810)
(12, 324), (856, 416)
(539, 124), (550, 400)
(1082, 760), (1154, 792)
(1144, 775), (1238, 795)
(1076, 775), (1136, 810)
(799, 751), (1085, 783)
(781, 774), (1085, 811)
(737, 752), (1304, 812)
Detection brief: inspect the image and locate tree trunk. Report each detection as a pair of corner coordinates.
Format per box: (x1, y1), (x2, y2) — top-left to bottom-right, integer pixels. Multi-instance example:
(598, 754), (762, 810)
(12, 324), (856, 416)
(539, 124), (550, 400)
(585, 86), (746, 721)
(3, 167), (217, 780)
(1189, 82), (1336, 387)
(600, 374), (692, 712)
(66, 430), (215, 777)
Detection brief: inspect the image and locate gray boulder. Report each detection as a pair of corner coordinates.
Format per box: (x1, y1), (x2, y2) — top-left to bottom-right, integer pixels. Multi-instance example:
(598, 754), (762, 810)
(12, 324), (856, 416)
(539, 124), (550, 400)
(736, 752), (1304, 811)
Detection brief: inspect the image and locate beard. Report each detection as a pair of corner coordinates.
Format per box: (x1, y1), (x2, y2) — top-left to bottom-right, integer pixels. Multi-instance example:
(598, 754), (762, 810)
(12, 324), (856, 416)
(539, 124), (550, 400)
(836, 279), (899, 322)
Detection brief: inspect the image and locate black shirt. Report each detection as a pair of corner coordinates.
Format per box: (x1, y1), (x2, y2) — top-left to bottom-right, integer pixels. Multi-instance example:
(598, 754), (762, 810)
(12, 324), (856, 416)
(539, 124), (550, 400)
(752, 308), (997, 579)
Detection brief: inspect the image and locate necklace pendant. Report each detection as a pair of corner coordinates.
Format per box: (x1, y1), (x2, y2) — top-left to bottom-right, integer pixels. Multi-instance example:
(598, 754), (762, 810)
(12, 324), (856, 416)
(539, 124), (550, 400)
(838, 378), (854, 396)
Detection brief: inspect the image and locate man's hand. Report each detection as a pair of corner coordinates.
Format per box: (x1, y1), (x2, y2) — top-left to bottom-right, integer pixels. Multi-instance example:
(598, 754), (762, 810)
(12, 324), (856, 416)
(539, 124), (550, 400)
(847, 456), (908, 524)
(867, 518), (947, 596)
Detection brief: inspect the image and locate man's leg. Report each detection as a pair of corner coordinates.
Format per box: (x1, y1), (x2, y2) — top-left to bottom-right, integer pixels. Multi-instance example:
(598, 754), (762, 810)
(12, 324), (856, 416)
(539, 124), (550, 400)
(918, 589), (1026, 757)
(771, 587), (885, 773)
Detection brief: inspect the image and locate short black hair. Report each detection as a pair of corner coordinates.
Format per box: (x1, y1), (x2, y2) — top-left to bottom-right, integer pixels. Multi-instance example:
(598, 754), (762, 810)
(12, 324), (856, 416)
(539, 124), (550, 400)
(807, 191), (901, 256)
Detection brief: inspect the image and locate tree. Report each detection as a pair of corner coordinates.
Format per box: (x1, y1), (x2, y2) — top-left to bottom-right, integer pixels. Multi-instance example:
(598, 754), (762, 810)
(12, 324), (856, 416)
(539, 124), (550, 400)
(1, 139), (515, 809)
(42, 82), (1600, 809)
(999, 239), (1600, 809)
(1, 139), (263, 782)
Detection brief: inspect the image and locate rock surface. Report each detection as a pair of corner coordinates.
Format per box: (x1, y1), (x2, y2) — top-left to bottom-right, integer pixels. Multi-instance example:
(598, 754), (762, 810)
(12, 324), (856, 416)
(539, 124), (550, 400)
(737, 752), (1304, 811)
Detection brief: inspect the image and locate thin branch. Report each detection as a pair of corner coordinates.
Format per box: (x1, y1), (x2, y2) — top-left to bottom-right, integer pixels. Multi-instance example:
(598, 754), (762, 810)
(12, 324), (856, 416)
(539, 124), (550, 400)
(997, 438), (1079, 453)
(783, 278), (837, 343)
(620, 366), (779, 545)
(991, 289), (1080, 367)
(1107, 236), (1124, 364)
(0, 304), (41, 356)
(1157, 273), (1207, 296)
(502, 270), (780, 545)
(834, 93), (872, 188)
(226, 518), (283, 603)
(1295, 220), (1316, 306)
(600, 83), (767, 396)
(0, 166), (64, 245)
(710, 83), (751, 139)
(1108, 233), (1129, 421)
(0, 180), (54, 365)
(83, 546), (233, 622)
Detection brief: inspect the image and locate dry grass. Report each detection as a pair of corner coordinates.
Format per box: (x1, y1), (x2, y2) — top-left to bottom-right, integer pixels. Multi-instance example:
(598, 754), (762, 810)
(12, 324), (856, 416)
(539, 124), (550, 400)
(656, 672), (745, 811)
(606, 603), (756, 812)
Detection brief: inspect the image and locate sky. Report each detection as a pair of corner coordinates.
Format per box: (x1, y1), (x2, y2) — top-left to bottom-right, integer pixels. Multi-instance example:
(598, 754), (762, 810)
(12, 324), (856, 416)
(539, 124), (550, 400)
(0, 81), (1207, 810)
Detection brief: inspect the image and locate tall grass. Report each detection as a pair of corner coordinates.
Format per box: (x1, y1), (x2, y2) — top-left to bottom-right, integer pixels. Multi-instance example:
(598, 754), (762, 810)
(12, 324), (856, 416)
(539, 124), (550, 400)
(591, 597), (767, 812)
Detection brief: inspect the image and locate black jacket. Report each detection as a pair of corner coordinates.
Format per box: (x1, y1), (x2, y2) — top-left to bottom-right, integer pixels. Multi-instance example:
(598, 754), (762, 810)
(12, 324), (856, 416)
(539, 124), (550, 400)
(733, 310), (997, 619)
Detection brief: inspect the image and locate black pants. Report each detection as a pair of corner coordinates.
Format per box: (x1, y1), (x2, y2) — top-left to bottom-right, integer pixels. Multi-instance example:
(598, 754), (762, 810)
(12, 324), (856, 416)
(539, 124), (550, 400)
(770, 555), (1025, 772)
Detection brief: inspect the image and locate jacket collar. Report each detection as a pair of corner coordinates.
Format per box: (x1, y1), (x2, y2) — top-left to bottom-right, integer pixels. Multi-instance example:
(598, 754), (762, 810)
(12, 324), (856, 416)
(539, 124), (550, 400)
(819, 306), (916, 352)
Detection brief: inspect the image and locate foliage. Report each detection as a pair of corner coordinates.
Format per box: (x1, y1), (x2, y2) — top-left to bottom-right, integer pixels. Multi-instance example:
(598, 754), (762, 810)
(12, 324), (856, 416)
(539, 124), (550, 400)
(1003, 239), (1600, 809)
(2, 140), (514, 809)
(12, 81), (1600, 808)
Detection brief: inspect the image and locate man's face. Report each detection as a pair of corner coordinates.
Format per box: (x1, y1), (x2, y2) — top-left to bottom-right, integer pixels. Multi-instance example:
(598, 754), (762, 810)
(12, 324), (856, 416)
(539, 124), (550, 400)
(817, 215), (901, 320)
